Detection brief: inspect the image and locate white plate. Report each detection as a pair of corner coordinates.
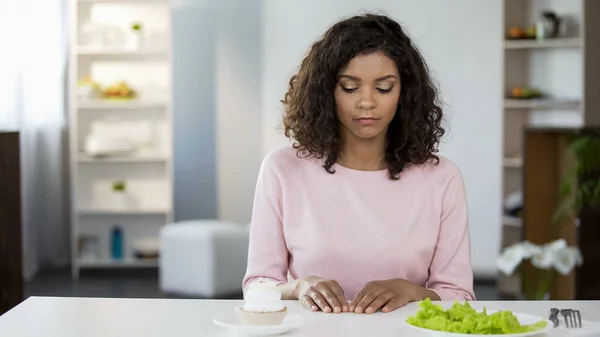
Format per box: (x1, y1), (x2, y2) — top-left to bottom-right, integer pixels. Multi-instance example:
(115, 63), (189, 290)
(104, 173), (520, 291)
(213, 312), (302, 336)
(404, 310), (552, 337)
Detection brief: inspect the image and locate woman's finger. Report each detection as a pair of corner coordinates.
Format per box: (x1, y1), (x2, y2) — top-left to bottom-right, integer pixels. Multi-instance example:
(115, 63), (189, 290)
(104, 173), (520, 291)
(328, 281), (348, 312)
(348, 287), (370, 312)
(318, 286), (341, 313)
(300, 294), (318, 311)
(309, 290), (331, 313)
(355, 290), (380, 313)
(365, 292), (395, 314)
(382, 296), (410, 312)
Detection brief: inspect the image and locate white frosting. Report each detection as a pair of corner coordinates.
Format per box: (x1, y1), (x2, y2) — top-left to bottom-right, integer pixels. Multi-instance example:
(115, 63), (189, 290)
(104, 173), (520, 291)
(242, 289), (286, 312)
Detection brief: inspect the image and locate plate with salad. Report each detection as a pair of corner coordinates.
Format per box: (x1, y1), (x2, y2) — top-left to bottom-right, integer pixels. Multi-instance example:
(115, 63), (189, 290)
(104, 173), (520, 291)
(405, 299), (551, 336)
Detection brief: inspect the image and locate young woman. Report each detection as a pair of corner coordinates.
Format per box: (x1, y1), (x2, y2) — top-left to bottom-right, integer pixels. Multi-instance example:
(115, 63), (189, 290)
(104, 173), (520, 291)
(242, 13), (475, 314)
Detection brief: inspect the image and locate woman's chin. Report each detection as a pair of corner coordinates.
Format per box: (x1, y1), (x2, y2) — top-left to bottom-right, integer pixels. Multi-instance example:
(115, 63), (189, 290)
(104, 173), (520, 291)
(351, 130), (386, 140)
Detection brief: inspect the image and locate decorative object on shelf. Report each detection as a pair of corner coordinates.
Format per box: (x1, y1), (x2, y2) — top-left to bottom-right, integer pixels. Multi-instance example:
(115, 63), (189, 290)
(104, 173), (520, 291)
(111, 225), (124, 260)
(497, 239), (583, 300)
(506, 10), (567, 41)
(110, 180), (137, 210)
(84, 133), (135, 157)
(84, 119), (159, 158)
(536, 11), (562, 41)
(127, 22), (145, 51)
(133, 237), (159, 260)
(503, 190), (523, 218)
(102, 81), (137, 100)
(78, 235), (100, 261)
(77, 77), (102, 100)
(507, 25), (537, 40)
(78, 79), (139, 102)
(510, 86), (542, 100)
(79, 21), (105, 48)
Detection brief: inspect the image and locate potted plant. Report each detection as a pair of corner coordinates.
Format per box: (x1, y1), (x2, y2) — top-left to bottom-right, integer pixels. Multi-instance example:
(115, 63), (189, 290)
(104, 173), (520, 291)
(110, 180), (134, 210)
(127, 22), (144, 50)
(553, 132), (600, 227)
(498, 130), (599, 300)
(496, 239), (582, 300)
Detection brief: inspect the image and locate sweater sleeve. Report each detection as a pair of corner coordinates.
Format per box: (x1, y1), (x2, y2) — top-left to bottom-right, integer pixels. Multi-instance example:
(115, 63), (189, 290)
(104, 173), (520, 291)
(426, 169), (476, 301)
(242, 153), (289, 291)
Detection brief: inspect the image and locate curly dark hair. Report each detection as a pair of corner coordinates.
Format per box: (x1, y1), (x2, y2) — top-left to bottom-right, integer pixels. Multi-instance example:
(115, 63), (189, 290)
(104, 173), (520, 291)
(281, 13), (445, 179)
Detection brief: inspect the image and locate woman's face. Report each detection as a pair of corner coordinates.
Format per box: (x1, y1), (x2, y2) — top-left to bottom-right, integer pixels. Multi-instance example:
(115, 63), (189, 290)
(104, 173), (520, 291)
(334, 51), (401, 142)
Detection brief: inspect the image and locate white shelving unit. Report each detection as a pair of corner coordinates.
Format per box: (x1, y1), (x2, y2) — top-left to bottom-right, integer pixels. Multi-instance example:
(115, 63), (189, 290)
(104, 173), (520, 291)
(500, 0), (600, 297)
(68, 0), (173, 278)
(503, 37), (581, 49)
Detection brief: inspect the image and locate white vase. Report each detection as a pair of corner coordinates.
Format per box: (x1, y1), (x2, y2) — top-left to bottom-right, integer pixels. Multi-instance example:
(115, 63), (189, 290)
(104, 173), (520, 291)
(110, 192), (135, 210)
(127, 31), (144, 50)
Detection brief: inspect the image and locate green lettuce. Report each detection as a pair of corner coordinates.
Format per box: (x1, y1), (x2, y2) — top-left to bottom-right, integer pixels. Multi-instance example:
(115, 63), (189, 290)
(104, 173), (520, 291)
(405, 298), (547, 334)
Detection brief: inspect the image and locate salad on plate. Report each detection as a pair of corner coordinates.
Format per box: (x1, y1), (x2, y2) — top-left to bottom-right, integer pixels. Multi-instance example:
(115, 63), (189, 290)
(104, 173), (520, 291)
(405, 298), (548, 335)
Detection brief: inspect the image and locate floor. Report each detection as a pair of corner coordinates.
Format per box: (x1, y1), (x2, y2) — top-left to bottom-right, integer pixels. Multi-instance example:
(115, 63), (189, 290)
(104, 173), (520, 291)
(24, 268), (501, 300)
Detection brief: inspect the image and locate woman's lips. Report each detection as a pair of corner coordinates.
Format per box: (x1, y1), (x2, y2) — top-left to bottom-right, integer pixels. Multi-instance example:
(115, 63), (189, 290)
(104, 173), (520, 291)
(354, 117), (378, 126)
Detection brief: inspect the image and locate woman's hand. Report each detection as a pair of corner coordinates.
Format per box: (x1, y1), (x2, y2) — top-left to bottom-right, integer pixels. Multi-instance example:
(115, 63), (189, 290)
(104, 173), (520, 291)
(293, 276), (348, 313)
(348, 279), (439, 314)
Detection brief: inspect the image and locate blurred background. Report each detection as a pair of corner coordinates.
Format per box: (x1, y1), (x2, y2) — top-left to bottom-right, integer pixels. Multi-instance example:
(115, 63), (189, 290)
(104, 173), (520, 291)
(1, 0), (599, 314)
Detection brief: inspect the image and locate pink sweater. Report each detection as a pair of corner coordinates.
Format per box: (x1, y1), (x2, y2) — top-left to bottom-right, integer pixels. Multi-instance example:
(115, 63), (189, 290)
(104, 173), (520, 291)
(243, 146), (475, 301)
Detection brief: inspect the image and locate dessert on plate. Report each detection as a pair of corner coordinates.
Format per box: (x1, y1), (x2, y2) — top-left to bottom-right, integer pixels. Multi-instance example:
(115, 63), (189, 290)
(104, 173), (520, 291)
(235, 288), (287, 326)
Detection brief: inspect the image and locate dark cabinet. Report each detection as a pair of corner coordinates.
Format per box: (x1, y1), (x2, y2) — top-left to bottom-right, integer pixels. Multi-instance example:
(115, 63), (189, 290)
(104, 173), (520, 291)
(0, 131), (23, 315)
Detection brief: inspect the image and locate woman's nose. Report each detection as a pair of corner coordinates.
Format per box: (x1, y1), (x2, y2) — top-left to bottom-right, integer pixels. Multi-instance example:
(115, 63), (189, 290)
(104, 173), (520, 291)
(357, 89), (376, 109)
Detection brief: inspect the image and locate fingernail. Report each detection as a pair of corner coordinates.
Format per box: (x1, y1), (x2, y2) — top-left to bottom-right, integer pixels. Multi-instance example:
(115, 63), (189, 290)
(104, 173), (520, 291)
(311, 305), (317, 311)
(342, 306), (348, 312)
(334, 306), (341, 313)
(348, 306), (354, 312)
(324, 306), (331, 313)
(383, 306), (389, 312)
(355, 306), (362, 313)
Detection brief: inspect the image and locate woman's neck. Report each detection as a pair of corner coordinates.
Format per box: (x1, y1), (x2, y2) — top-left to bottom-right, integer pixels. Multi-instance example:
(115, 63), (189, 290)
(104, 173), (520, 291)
(337, 132), (386, 171)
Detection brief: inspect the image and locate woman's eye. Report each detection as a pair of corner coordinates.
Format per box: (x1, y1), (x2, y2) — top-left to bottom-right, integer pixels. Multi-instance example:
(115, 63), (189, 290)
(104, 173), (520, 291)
(341, 87), (358, 93)
(376, 87), (392, 94)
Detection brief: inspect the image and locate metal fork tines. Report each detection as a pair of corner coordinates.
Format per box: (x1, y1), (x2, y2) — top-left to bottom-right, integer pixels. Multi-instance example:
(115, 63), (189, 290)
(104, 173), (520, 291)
(560, 308), (582, 328)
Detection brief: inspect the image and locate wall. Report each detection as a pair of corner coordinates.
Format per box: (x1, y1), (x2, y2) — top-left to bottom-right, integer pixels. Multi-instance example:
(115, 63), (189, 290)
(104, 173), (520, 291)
(260, 0), (503, 277)
(216, 1), (263, 224)
(172, 0), (218, 220)
(172, 0), (263, 224)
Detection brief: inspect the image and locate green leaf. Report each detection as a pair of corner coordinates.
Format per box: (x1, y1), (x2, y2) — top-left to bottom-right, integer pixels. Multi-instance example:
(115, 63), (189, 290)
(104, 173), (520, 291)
(592, 181), (600, 208)
(554, 133), (600, 229)
(552, 198), (574, 226)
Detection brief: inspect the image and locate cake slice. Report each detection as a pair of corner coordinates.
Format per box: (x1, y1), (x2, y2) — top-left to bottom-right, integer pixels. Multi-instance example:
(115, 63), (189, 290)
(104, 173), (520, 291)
(235, 288), (287, 325)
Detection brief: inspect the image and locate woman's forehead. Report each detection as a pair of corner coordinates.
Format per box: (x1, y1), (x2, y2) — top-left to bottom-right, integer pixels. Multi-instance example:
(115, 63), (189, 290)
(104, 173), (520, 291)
(340, 52), (399, 80)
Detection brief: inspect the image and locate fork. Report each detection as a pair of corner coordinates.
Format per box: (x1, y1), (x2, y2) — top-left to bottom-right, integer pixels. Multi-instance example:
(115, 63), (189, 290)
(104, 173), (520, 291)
(560, 308), (583, 328)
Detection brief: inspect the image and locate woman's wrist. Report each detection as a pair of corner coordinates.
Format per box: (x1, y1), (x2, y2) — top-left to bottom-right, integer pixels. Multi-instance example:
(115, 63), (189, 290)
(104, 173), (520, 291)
(416, 286), (441, 301)
(276, 279), (301, 300)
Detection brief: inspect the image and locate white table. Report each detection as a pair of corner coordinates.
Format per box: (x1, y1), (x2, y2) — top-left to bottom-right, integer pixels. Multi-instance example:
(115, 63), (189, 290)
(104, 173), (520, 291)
(0, 297), (599, 337)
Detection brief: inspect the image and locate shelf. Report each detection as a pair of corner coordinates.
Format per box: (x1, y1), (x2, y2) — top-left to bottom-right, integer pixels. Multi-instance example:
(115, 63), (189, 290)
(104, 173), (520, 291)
(77, 99), (168, 110)
(78, 153), (167, 163)
(78, 258), (158, 268)
(76, 47), (168, 58)
(503, 99), (581, 110)
(503, 216), (522, 228)
(503, 156), (523, 168)
(504, 38), (581, 49)
(78, 209), (170, 215)
(78, 0), (167, 3)
(69, 0), (173, 280)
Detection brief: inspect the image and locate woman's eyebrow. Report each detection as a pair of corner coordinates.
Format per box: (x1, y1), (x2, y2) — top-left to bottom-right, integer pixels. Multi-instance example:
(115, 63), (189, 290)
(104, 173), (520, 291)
(338, 74), (397, 82)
